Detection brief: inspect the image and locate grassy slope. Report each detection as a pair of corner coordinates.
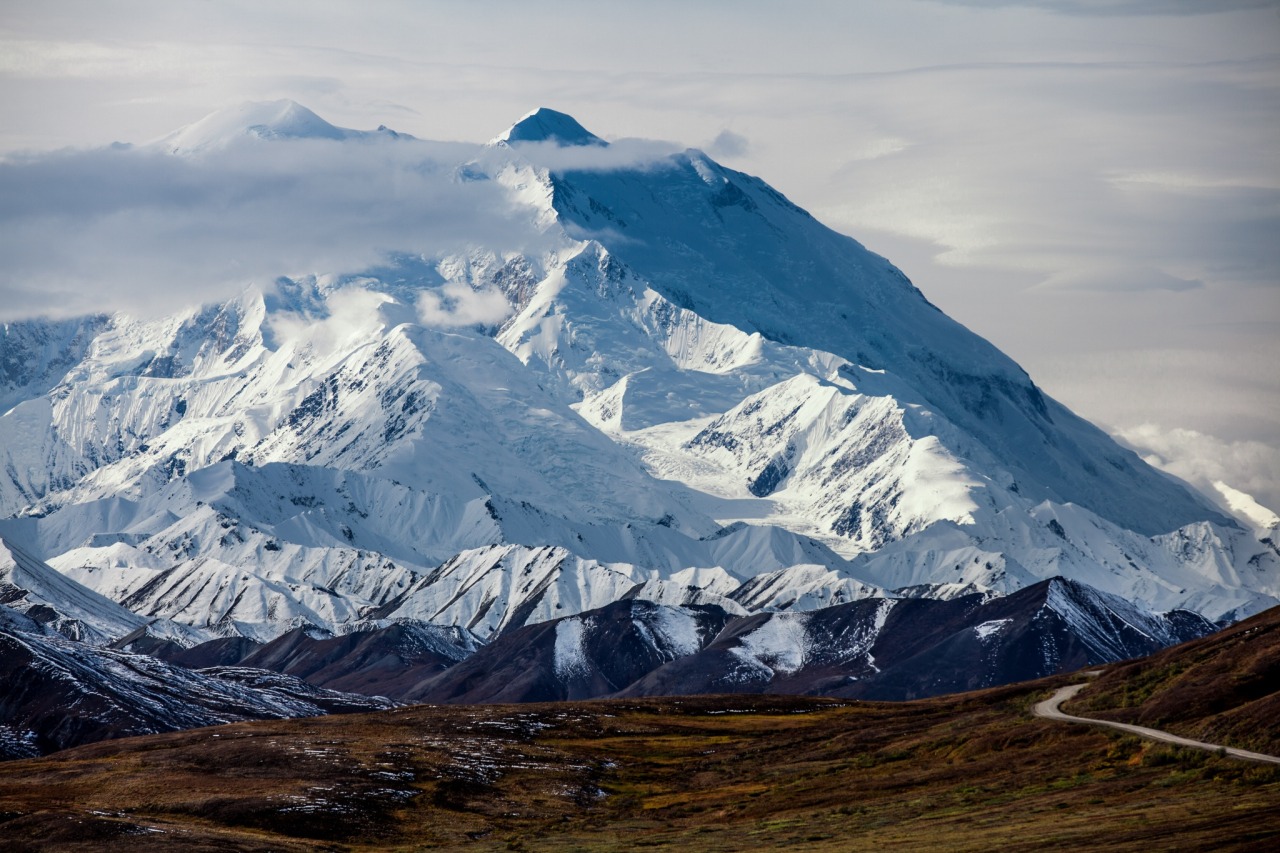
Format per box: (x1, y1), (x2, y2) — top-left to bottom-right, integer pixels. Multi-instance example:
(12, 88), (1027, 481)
(1065, 605), (1280, 755)
(0, 679), (1277, 852)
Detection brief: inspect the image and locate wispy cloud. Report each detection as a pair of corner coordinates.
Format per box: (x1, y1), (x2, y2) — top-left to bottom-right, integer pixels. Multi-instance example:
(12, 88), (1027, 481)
(0, 136), (543, 321)
(1116, 423), (1280, 524)
(1035, 267), (1203, 293)
(417, 282), (513, 328)
(925, 0), (1280, 16)
(706, 130), (749, 159)
(492, 136), (683, 172)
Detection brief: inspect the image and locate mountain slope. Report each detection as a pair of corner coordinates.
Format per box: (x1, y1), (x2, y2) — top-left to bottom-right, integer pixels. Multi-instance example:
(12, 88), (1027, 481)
(0, 610), (391, 760)
(400, 577), (1214, 704)
(0, 537), (201, 647)
(406, 598), (732, 703)
(230, 620), (480, 698)
(1065, 604), (1280, 755)
(531, 141), (1229, 538)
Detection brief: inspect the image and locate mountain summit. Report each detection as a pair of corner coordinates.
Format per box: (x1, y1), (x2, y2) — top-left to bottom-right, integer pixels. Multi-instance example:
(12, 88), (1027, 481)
(496, 107), (607, 147)
(158, 99), (408, 153)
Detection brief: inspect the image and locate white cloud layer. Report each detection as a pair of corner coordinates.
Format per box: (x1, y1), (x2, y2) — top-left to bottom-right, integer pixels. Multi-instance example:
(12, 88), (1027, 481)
(493, 137), (683, 172)
(417, 282), (513, 328)
(0, 136), (538, 321)
(927, 0), (1279, 15)
(1116, 424), (1280, 524)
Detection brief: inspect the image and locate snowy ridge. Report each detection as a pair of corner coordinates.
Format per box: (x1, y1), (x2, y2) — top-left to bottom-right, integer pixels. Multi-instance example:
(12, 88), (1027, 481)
(380, 545), (644, 640)
(1041, 577), (1194, 660)
(0, 537), (200, 647)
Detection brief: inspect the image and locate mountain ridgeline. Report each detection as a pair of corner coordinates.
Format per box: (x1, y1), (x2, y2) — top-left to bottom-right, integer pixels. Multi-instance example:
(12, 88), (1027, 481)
(0, 102), (1277, 743)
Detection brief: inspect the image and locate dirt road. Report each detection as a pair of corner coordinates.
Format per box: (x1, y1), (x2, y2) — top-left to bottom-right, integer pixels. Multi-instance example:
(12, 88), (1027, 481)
(1034, 683), (1280, 765)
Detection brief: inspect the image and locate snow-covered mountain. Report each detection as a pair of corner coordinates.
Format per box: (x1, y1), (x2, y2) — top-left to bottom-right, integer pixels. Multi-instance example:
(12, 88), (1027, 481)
(157, 99), (412, 154)
(1, 101), (1276, 663)
(0, 537), (200, 646)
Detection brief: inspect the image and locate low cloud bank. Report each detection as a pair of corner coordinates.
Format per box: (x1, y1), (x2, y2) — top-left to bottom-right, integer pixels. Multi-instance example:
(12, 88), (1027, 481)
(0, 118), (695, 324)
(0, 136), (527, 320)
(1116, 423), (1280, 526)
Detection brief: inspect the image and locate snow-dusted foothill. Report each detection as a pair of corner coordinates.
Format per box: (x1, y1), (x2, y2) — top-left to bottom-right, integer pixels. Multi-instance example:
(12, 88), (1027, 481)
(411, 577), (1213, 704)
(0, 605), (392, 759)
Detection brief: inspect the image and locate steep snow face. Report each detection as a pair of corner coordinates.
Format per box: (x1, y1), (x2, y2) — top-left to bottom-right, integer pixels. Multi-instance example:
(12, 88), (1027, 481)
(539, 146), (1230, 538)
(638, 602), (704, 658)
(497, 108), (606, 148)
(552, 616), (592, 679)
(0, 538), (200, 647)
(731, 613), (812, 676)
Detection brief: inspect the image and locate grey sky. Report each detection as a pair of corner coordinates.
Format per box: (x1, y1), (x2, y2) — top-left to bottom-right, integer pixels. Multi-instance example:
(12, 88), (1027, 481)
(1, 0), (1277, 514)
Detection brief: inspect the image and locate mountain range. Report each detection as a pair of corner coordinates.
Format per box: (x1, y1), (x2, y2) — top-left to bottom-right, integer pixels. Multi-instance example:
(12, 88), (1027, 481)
(1, 101), (1277, 738)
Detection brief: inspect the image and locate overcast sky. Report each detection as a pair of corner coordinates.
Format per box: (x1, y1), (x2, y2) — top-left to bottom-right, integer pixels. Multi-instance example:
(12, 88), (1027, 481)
(1, 0), (1277, 516)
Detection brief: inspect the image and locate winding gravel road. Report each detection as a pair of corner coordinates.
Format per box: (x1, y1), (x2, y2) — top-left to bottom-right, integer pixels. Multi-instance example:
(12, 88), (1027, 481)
(1034, 684), (1280, 765)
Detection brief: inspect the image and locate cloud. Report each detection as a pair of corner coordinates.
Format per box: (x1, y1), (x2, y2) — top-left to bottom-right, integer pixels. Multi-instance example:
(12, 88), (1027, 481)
(266, 286), (399, 357)
(0, 135), (544, 321)
(814, 58), (1280, 292)
(706, 129), (749, 159)
(924, 0), (1280, 15)
(1035, 266), (1203, 292)
(417, 281), (513, 328)
(1115, 423), (1280, 523)
(493, 136), (683, 172)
